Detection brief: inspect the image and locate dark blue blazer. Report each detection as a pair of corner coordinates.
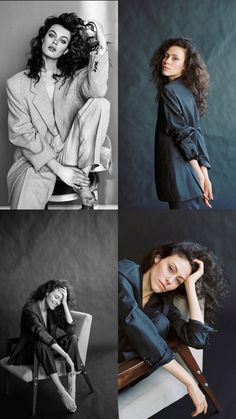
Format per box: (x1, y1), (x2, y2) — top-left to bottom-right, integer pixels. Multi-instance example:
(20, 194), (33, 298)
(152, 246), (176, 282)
(119, 259), (214, 368)
(155, 77), (211, 203)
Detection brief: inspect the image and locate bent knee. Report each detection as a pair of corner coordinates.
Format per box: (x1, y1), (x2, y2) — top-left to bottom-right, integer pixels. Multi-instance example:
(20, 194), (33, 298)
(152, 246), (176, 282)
(87, 97), (110, 112)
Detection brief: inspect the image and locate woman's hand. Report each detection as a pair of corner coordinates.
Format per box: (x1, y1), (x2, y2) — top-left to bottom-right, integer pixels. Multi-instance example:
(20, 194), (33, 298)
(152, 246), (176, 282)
(187, 382), (208, 416)
(84, 19), (106, 53)
(185, 259), (204, 288)
(65, 354), (75, 374)
(202, 178), (213, 209)
(57, 165), (90, 189)
(58, 287), (67, 306)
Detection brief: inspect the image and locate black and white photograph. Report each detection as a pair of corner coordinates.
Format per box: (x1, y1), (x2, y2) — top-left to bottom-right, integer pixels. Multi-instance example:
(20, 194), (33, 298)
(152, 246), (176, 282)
(0, 0), (117, 209)
(0, 210), (117, 419)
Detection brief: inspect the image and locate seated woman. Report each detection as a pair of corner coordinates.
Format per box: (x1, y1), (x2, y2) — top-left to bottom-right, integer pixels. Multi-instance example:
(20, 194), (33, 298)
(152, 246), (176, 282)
(119, 241), (228, 417)
(8, 279), (81, 413)
(6, 12), (111, 209)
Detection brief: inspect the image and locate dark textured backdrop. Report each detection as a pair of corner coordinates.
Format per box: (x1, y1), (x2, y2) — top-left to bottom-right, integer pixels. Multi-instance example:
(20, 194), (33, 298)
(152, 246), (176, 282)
(0, 210), (118, 419)
(119, 210), (236, 418)
(119, 0), (236, 209)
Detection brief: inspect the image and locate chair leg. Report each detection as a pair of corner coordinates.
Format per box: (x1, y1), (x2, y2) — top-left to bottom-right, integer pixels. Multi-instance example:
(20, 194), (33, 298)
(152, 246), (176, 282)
(80, 363), (93, 393)
(32, 351), (39, 416)
(177, 343), (222, 412)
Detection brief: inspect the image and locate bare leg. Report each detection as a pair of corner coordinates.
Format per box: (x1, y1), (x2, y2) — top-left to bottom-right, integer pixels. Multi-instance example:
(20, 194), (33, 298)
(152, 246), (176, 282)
(50, 372), (77, 412)
(67, 371), (76, 400)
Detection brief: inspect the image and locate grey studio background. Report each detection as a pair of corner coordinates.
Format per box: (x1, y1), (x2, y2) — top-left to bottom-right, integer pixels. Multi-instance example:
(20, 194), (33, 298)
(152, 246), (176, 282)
(119, 210), (236, 419)
(0, 0), (118, 207)
(0, 210), (118, 419)
(119, 0), (236, 209)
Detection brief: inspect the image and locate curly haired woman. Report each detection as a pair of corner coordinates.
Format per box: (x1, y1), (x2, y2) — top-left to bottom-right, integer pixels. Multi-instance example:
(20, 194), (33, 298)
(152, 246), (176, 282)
(119, 241), (228, 416)
(150, 37), (212, 209)
(8, 279), (81, 412)
(6, 13), (111, 209)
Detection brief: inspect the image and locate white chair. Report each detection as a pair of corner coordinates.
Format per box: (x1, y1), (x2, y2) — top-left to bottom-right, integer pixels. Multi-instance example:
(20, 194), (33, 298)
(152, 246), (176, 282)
(0, 310), (93, 416)
(118, 297), (221, 419)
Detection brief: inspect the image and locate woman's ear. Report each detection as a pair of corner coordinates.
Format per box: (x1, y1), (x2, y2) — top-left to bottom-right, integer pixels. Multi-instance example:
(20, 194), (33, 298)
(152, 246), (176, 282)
(154, 255), (161, 264)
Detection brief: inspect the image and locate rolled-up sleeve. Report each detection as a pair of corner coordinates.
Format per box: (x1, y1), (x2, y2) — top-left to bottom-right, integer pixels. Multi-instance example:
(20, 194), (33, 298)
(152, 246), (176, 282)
(119, 273), (174, 367)
(6, 79), (56, 171)
(168, 303), (216, 349)
(77, 51), (109, 100)
(161, 86), (199, 161)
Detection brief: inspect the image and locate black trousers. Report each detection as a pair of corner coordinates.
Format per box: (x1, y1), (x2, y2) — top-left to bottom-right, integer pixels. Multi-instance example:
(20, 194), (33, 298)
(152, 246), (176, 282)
(35, 334), (82, 376)
(168, 197), (201, 210)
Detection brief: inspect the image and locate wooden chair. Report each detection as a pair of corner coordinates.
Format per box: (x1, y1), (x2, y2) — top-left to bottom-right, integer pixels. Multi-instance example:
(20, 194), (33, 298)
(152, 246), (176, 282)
(118, 297), (222, 419)
(0, 311), (93, 416)
(118, 337), (222, 412)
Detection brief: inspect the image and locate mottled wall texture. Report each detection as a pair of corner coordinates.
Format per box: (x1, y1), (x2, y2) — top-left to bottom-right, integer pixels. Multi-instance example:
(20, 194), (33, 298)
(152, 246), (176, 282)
(0, 1), (118, 206)
(0, 211), (117, 353)
(119, 0), (236, 209)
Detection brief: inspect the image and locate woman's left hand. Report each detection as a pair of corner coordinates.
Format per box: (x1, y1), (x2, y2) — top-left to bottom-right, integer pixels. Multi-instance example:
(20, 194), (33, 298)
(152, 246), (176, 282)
(202, 178), (213, 209)
(84, 19), (106, 53)
(59, 287), (67, 306)
(184, 259), (204, 287)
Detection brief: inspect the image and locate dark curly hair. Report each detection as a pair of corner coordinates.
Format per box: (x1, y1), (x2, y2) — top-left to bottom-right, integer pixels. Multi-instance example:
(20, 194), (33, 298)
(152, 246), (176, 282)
(26, 12), (99, 84)
(140, 241), (228, 325)
(29, 279), (76, 327)
(150, 37), (209, 116)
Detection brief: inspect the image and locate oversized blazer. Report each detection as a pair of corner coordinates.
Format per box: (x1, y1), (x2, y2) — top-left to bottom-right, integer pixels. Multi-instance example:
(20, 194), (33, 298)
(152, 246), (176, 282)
(119, 259), (214, 368)
(155, 77), (211, 203)
(8, 300), (76, 366)
(6, 51), (109, 207)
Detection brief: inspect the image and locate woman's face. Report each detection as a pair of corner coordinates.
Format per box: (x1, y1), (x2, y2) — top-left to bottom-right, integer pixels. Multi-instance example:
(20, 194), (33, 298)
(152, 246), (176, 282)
(42, 24), (71, 60)
(46, 288), (63, 310)
(162, 45), (186, 80)
(149, 254), (192, 293)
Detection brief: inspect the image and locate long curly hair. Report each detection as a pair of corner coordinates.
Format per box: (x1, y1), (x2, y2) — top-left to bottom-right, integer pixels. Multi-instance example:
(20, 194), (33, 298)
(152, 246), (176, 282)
(29, 279), (76, 327)
(26, 12), (98, 84)
(140, 241), (228, 325)
(150, 37), (209, 116)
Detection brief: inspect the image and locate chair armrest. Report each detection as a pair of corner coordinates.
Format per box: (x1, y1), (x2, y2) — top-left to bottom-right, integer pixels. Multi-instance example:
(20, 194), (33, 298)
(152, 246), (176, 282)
(5, 337), (20, 355)
(118, 358), (151, 391)
(71, 311), (92, 365)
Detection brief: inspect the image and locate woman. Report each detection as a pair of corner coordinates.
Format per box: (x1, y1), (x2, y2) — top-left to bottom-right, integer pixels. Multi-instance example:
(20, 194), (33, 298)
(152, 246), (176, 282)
(119, 241), (228, 417)
(8, 279), (81, 413)
(150, 37), (212, 209)
(6, 12), (111, 209)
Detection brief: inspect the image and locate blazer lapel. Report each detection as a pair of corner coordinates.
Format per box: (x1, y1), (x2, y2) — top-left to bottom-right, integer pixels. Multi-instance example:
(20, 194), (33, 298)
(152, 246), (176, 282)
(30, 77), (55, 134)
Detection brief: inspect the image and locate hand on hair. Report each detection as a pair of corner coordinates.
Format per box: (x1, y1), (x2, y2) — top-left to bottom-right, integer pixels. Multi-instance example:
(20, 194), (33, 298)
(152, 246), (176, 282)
(58, 286), (68, 306)
(185, 259), (204, 287)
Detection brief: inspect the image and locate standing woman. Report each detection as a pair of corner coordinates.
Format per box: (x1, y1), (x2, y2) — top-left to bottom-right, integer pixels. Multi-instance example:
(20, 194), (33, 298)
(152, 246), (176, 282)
(8, 280), (81, 413)
(119, 241), (228, 416)
(6, 13), (111, 209)
(150, 37), (213, 209)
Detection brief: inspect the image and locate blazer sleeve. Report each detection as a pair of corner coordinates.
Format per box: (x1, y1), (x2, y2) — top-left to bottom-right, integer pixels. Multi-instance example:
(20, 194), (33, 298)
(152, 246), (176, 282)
(76, 50), (109, 100)
(167, 302), (216, 349)
(6, 79), (56, 171)
(196, 126), (211, 169)
(161, 86), (199, 161)
(22, 305), (56, 346)
(119, 273), (174, 367)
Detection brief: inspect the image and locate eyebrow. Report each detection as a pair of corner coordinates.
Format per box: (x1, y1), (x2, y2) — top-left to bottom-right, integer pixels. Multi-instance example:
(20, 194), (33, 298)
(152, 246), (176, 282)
(48, 30), (69, 40)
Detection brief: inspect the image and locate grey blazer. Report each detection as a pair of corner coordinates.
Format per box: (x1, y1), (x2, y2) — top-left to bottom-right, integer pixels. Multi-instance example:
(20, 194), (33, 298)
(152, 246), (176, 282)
(6, 51), (109, 205)
(155, 77), (211, 203)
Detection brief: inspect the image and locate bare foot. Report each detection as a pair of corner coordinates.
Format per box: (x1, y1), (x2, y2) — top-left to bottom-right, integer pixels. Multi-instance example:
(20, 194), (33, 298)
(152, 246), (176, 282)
(58, 387), (77, 412)
(68, 372), (76, 400)
(78, 187), (96, 207)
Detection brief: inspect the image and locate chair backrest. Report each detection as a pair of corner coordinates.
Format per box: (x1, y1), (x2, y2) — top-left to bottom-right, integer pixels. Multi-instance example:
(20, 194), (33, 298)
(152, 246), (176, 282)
(71, 310), (92, 365)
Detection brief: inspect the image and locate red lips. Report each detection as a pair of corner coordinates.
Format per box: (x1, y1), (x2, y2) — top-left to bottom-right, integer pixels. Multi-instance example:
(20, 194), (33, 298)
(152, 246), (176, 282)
(159, 280), (166, 290)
